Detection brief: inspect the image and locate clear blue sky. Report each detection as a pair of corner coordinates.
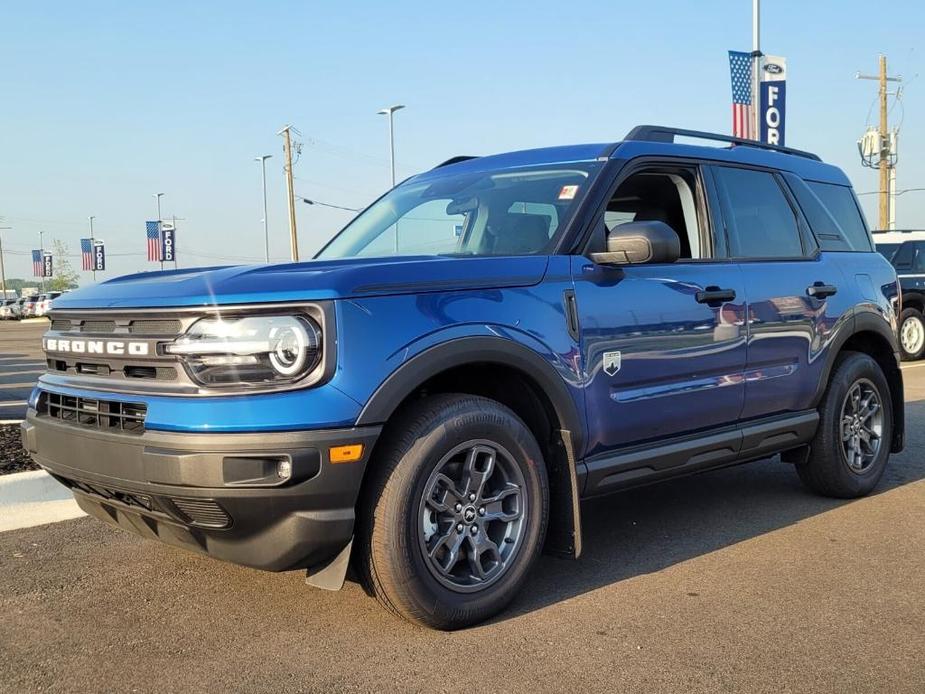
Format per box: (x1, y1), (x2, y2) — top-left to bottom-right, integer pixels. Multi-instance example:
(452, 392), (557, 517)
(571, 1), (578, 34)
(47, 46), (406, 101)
(1, 0), (923, 282)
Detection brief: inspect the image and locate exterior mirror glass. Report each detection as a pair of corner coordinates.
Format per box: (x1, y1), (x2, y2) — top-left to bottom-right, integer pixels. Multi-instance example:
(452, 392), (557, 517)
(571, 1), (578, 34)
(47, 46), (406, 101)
(590, 220), (681, 265)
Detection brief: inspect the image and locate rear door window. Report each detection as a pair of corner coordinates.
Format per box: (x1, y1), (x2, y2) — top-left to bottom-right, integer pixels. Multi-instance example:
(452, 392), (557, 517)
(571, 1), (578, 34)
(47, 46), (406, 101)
(712, 166), (805, 258)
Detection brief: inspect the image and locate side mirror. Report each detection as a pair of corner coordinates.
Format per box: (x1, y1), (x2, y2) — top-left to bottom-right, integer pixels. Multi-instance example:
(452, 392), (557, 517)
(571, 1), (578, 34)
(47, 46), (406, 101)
(590, 220), (680, 265)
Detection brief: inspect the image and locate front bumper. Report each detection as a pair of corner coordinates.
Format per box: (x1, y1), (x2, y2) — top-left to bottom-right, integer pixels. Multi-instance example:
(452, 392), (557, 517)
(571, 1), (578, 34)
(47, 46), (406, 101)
(21, 412), (380, 572)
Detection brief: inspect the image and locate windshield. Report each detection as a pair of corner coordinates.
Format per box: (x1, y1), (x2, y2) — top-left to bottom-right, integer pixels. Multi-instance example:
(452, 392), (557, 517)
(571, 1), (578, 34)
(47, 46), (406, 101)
(317, 163), (601, 259)
(875, 243), (900, 262)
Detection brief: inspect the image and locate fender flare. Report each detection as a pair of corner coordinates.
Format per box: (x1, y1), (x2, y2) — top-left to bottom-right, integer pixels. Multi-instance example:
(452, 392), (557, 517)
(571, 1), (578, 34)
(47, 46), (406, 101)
(811, 310), (904, 452)
(356, 336), (583, 449)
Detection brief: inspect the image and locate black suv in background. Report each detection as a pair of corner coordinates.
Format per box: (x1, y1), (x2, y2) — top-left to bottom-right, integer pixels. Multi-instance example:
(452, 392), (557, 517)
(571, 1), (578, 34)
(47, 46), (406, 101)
(874, 230), (925, 360)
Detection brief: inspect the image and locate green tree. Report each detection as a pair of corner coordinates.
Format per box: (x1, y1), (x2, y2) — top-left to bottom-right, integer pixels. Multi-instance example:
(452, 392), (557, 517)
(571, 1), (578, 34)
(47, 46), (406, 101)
(47, 239), (79, 291)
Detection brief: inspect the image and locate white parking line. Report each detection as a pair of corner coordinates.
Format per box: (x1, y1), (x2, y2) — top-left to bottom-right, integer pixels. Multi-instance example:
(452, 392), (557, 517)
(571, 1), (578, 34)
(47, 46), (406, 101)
(0, 401), (27, 407)
(900, 362), (925, 370)
(0, 419), (23, 424)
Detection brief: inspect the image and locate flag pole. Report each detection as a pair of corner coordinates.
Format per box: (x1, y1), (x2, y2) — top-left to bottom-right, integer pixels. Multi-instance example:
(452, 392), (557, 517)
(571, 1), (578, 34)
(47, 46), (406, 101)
(752, 0), (762, 141)
(88, 216), (96, 282)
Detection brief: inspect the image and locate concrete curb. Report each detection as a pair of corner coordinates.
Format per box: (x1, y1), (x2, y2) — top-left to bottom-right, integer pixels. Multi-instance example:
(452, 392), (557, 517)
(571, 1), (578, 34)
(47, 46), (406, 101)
(0, 469), (85, 532)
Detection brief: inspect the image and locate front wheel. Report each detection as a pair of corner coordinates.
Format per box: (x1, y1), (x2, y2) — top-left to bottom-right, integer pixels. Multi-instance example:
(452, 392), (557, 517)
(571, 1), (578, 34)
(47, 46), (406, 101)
(357, 394), (549, 630)
(797, 352), (893, 498)
(899, 308), (925, 361)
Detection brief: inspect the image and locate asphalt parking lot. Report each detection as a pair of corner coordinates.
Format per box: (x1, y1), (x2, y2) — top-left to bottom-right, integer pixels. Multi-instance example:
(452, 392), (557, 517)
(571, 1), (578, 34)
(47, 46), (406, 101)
(0, 320), (45, 421)
(1, 320), (923, 693)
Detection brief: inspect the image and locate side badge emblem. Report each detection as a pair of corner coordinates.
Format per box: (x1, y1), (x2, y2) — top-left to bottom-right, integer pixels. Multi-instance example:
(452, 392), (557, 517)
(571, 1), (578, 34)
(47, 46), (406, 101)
(603, 351), (622, 376)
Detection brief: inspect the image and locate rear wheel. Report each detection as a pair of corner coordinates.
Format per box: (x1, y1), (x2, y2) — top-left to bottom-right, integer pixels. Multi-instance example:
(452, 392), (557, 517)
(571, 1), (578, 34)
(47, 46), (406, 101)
(899, 308), (925, 361)
(797, 352), (893, 498)
(357, 394), (548, 630)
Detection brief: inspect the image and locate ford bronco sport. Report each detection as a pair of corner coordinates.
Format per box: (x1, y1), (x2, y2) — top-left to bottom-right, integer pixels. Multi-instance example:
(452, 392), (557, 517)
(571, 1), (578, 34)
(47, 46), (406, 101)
(22, 126), (904, 629)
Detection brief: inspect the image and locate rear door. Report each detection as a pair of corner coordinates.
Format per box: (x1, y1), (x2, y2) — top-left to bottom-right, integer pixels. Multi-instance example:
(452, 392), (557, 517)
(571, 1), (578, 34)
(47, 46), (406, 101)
(572, 160), (747, 458)
(708, 165), (853, 420)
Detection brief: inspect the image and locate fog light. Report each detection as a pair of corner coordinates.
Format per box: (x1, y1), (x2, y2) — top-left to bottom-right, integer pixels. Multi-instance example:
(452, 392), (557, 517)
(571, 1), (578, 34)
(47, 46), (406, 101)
(277, 459), (293, 480)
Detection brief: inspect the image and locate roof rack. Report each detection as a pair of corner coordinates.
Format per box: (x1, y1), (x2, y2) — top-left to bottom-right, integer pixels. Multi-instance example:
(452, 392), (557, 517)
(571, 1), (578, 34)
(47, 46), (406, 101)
(433, 155), (479, 169)
(623, 125), (821, 162)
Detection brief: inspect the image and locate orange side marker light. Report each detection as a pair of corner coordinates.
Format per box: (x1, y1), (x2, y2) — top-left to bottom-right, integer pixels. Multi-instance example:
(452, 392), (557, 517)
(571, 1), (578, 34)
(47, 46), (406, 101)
(330, 444), (363, 463)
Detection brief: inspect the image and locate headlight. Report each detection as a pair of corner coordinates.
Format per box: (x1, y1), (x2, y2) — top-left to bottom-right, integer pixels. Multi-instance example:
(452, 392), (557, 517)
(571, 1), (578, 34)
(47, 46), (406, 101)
(165, 315), (322, 387)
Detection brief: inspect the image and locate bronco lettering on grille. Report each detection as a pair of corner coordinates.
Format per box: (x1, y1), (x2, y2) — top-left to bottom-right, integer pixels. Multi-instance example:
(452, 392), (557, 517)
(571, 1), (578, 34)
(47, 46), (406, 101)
(44, 338), (150, 356)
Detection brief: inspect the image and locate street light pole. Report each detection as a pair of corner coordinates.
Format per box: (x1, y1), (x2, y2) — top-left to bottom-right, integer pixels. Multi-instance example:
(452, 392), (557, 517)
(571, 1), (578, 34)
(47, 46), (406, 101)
(377, 104), (405, 188)
(256, 155), (272, 263)
(752, 0), (762, 141)
(88, 215), (96, 281)
(39, 230), (46, 292)
(0, 225), (10, 299)
(154, 192), (165, 270)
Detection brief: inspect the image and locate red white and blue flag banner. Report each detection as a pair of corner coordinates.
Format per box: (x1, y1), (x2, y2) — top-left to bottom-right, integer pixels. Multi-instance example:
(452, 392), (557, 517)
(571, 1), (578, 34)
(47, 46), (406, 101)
(146, 221), (161, 262)
(32, 250), (43, 277)
(80, 238), (94, 270)
(728, 50), (756, 140)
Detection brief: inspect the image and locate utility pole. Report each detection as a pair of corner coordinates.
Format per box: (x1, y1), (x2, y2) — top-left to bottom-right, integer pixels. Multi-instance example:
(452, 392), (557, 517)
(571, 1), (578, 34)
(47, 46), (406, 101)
(256, 154), (272, 263)
(0, 225), (10, 299)
(88, 215), (96, 281)
(857, 55), (902, 230)
(154, 192), (165, 270)
(277, 125), (299, 262)
(752, 0), (762, 140)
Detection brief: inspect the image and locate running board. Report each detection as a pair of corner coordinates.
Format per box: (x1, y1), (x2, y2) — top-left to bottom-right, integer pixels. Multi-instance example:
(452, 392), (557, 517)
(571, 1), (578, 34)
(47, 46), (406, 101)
(580, 411), (819, 497)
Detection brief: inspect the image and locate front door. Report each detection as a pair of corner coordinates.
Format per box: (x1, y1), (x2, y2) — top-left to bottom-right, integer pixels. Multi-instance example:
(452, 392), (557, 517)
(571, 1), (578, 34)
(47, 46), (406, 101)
(572, 163), (747, 459)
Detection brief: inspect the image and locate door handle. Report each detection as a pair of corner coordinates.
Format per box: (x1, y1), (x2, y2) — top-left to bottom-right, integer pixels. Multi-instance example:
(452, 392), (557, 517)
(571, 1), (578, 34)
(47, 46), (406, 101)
(807, 282), (838, 299)
(696, 286), (736, 305)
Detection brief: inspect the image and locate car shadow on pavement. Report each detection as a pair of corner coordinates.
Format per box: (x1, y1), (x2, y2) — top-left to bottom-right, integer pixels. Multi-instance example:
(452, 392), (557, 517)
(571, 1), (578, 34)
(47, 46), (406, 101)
(498, 399), (925, 623)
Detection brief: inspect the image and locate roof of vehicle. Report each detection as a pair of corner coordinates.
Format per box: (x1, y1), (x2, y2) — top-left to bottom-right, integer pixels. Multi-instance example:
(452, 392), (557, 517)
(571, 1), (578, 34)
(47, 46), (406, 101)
(423, 124), (849, 186)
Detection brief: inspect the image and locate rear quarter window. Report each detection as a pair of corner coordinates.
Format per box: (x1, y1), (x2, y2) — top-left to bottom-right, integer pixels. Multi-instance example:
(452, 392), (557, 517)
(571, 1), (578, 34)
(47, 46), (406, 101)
(808, 181), (873, 252)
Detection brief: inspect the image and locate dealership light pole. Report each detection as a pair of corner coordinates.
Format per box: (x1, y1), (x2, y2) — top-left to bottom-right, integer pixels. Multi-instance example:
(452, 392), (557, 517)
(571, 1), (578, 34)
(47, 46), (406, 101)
(154, 192), (165, 270)
(377, 104), (405, 189)
(256, 154), (272, 263)
(88, 215), (96, 281)
(39, 230), (46, 292)
(752, 0), (762, 141)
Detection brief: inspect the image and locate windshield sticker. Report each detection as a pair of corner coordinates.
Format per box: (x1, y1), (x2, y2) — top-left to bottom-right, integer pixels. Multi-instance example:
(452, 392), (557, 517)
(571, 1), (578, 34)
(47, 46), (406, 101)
(558, 185), (579, 201)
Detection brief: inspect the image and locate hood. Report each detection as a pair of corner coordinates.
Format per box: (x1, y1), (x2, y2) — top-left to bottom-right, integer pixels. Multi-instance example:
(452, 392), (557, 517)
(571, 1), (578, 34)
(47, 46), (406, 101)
(53, 255), (550, 309)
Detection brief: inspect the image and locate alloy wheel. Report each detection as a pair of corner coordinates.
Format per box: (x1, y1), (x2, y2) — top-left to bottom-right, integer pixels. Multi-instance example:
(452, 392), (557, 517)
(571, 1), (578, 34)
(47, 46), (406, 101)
(418, 440), (527, 593)
(840, 378), (884, 474)
(901, 315), (924, 356)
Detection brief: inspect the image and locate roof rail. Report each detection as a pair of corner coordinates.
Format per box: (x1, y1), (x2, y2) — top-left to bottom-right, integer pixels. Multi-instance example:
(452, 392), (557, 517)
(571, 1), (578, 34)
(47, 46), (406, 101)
(433, 155), (479, 169)
(623, 125), (821, 162)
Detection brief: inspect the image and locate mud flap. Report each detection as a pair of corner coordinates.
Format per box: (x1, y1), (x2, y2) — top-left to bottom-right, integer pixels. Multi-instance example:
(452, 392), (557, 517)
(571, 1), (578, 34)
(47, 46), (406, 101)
(305, 538), (352, 591)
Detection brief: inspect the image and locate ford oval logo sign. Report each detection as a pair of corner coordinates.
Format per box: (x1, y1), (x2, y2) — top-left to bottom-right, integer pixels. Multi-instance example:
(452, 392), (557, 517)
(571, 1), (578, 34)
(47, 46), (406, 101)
(764, 62), (784, 75)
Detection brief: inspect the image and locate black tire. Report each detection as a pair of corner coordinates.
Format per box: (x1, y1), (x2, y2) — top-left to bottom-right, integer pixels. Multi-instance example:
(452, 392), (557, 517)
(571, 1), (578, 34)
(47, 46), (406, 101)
(356, 394), (549, 630)
(797, 352), (893, 498)
(898, 308), (925, 361)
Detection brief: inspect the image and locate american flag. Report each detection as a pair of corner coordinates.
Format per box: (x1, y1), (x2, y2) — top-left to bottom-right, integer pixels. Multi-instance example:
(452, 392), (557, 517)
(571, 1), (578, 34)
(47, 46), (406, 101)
(80, 238), (94, 270)
(729, 51), (756, 140)
(146, 221), (161, 262)
(32, 250), (43, 277)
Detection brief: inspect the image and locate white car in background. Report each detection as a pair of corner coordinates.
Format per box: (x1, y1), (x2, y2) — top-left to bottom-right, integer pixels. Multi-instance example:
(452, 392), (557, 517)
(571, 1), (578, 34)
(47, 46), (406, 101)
(34, 291), (63, 317)
(0, 299), (18, 320)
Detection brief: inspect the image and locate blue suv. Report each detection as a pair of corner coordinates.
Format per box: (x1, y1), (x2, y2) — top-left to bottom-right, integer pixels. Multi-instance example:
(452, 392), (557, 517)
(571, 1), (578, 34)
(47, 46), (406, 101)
(22, 126), (904, 629)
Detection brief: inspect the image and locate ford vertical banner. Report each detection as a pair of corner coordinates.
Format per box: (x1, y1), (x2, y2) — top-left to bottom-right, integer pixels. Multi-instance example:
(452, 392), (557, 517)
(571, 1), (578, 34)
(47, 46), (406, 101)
(161, 222), (176, 263)
(760, 55), (787, 146)
(43, 252), (53, 278)
(93, 241), (106, 271)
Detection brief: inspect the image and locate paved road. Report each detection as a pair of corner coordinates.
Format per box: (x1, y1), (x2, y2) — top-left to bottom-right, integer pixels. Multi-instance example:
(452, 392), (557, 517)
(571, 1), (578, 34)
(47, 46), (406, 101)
(0, 320), (46, 420)
(1, 319), (923, 692)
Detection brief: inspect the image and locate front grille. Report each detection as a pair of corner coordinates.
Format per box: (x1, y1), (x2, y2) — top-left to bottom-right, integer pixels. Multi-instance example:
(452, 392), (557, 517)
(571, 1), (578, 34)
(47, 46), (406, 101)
(81, 320), (117, 333)
(38, 391), (146, 434)
(130, 319), (182, 335)
(170, 498), (231, 528)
